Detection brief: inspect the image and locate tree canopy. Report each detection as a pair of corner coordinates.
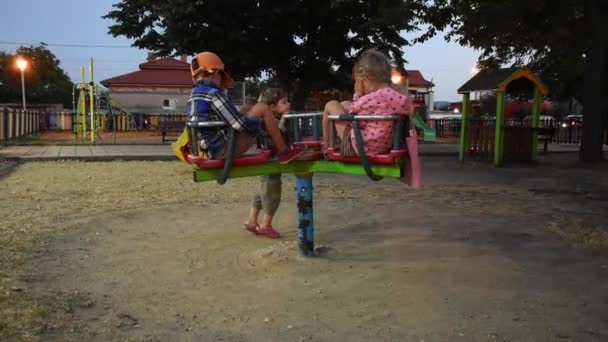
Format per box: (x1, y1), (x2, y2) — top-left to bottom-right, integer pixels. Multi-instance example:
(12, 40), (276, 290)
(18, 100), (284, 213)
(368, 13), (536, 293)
(103, 0), (417, 107)
(418, 0), (587, 101)
(418, 0), (607, 161)
(0, 45), (74, 108)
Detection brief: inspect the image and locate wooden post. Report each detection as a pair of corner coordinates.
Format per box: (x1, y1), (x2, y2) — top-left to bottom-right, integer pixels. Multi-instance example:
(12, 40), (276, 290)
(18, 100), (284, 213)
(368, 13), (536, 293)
(459, 93), (470, 162)
(531, 86), (542, 161)
(0, 107), (4, 143)
(493, 91), (506, 166)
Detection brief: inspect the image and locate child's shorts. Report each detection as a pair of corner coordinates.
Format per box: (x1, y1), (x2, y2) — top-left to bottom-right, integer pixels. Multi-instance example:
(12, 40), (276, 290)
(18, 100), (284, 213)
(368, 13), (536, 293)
(252, 174), (282, 215)
(339, 123), (357, 157)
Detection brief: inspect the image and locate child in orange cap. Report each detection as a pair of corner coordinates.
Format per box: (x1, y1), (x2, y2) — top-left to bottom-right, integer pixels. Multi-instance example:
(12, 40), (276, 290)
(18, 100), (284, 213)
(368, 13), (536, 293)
(188, 51), (305, 163)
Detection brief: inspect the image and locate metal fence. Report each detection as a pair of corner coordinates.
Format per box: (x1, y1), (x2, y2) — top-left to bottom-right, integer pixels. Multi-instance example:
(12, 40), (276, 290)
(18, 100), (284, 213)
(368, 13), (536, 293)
(428, 118), (461, 138)
(504, 118), (583, 145)
(426, 117), (586, 145)
(41, 112), (189, 132)
(0, 109), (192, 144)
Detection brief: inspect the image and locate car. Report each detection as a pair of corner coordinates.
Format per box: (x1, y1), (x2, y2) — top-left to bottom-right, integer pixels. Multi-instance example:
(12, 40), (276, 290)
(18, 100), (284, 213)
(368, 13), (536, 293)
(562, 115), (582, 128)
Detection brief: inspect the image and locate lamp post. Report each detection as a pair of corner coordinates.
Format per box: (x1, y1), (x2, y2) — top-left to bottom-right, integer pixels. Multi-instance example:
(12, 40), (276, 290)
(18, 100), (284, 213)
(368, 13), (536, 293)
(16, 58), (27, 110)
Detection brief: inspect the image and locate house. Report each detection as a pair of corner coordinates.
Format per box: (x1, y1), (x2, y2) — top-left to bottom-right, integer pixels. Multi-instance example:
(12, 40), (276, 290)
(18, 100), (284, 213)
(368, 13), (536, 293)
(305, 69), (435, 111)
(100, 55), (192, 115)
(404, 70), (435, 111)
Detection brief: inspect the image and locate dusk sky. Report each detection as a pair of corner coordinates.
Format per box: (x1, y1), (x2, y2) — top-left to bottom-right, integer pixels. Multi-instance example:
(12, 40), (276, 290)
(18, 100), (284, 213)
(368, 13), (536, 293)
(1, 0), (480, 102)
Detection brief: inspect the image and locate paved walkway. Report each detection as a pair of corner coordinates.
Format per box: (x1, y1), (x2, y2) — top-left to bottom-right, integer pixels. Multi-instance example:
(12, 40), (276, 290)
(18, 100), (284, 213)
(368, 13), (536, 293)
(0, 142), (590, 161)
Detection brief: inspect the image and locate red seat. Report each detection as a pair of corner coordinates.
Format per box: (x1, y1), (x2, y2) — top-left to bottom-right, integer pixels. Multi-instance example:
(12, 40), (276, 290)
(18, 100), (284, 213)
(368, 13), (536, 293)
(187, 150), (273, 169)
(326, 148), (406, 165)
(293, 150), (323, 161)
(296, 137), (322, 149)
(293, 139), (323, 160)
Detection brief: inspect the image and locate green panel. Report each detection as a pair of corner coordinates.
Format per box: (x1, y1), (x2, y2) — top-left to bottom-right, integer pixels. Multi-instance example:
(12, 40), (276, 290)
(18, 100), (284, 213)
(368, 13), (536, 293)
(493, 91), (505, 166)
(459, 93), (470, 161)
(192, 160), (403, 182)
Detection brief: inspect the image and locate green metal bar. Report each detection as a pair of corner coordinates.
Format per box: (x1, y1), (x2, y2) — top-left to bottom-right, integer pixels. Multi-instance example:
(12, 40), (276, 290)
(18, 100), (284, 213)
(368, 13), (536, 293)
(531, 86), (542, 161)
(459, 93), (470, 162)
(89, 58), (95, 143)
(193, 160), (402, 182)
(80, 67), (86, 141)
(494, 91), (505, 166)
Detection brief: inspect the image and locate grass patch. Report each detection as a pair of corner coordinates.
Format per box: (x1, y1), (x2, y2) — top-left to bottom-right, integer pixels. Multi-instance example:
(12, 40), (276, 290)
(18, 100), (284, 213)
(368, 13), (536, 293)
(547, 219), (608, 254)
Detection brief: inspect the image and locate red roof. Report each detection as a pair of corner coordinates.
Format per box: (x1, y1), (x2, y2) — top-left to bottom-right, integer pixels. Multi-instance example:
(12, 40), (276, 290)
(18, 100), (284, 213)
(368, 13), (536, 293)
(406, 70), (433, 88)
(101, 57), (192, 88)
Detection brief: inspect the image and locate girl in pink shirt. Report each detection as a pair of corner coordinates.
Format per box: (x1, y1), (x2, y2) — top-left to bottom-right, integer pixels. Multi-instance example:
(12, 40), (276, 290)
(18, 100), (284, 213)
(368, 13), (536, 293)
(322, 49), (413, 156)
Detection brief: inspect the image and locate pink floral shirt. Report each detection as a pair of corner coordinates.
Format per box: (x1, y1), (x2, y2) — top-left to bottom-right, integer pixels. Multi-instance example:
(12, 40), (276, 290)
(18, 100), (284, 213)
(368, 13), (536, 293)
(350, 87), (413, 155)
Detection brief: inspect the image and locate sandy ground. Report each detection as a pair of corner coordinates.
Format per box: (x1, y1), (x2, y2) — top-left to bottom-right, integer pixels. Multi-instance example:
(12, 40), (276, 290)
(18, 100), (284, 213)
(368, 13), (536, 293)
(1, 156), (608, 341)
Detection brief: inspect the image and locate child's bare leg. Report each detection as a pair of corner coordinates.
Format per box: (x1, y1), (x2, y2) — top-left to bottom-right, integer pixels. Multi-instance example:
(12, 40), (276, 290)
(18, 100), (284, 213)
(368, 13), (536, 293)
(248, 103), (287, 153)
(245, 180), (263, 228)
(323, 100), (348, 147)
(261, 213), (274, 229)
(340, 101), (353, 112)
(247, 207), (260, 226)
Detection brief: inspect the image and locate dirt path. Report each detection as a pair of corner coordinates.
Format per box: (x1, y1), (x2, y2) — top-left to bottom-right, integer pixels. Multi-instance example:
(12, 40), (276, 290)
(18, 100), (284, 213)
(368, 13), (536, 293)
(2, 156), (608, 341)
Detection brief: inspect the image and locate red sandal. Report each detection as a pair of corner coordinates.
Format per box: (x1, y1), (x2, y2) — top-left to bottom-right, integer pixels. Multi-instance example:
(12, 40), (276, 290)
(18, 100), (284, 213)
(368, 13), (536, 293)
(242, 222), (259, 234)
(255, 225), (281, 239)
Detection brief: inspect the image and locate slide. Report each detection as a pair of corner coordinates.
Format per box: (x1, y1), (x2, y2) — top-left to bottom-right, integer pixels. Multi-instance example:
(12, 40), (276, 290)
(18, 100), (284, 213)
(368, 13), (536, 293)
(413, 113), (436, 142)
(171, 128), (190, 163)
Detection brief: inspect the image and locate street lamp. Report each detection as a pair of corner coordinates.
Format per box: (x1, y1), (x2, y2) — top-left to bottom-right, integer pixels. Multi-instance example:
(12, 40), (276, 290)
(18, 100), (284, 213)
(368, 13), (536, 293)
(16, 57), (27, 110)
(391, 69), (403, 85)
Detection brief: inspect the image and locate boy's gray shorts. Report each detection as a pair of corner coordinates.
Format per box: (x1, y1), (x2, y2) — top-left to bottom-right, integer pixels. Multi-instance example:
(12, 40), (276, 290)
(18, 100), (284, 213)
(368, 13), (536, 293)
(252, 173), (282, 216)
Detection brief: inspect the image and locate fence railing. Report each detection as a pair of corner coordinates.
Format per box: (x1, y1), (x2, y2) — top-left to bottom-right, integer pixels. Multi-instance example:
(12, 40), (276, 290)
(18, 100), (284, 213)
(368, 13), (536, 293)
(1, 109), (191, 144)
(1, 107), (42, 144)
(42, 112), (188, 132)
(504, 118), (583, 145)
(428, 118), (461, 138)
(425, 117), (586, 145)
(2, 109), (595, 147)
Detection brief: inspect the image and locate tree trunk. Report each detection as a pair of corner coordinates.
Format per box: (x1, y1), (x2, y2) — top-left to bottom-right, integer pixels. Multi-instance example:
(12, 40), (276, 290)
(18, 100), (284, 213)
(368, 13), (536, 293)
(292, 82), (313, 112)
(580, 0), (608, 162)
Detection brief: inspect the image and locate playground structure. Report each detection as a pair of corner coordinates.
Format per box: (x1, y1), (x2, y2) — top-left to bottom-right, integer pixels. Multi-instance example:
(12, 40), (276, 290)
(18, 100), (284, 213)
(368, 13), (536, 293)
(457, 67), (548, 166)
(71, 58), (137, 143)
(177, 109), (421, 257)
(413, 112), (436, 142)
(391, 68), (437, 142)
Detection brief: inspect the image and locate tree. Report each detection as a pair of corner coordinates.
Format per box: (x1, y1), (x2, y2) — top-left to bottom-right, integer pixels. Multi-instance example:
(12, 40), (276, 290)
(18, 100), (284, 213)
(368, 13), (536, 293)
(0, 45), (74, 108)
(103, 0), (416, 108)
(419, 0), (607, 162)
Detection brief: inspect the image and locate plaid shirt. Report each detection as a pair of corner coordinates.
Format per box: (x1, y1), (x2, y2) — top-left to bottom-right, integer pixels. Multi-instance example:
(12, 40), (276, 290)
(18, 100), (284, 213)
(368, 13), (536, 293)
(188, 81), (260, 156)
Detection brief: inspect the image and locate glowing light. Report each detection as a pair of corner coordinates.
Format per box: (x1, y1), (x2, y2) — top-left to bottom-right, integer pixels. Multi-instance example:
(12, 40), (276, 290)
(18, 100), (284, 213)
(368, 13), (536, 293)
(453, 108), (460, 113)
(391, 69), (402, 85)
(471, 67), (479, 75)
(16, 58), (27, 71)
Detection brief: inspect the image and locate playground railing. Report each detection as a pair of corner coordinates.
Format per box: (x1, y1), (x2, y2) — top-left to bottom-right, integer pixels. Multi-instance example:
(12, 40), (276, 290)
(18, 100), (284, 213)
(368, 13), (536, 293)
(0, 107), (42, 144)
(506, 118), (583, 145)
(428, 118), (462, 138)
(459, 117), (584, 147)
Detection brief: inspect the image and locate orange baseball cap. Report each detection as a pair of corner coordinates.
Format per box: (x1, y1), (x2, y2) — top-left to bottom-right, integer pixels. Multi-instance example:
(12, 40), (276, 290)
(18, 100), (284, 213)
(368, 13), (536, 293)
(191, 51), (235, 88)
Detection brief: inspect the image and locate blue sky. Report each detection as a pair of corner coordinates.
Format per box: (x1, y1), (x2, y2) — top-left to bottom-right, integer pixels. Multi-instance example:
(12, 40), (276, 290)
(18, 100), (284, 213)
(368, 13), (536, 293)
(0, 0), (479, 102)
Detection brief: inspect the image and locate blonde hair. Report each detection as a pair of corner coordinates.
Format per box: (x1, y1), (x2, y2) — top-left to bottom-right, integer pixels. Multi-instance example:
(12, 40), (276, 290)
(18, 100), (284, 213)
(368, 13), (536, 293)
(353, 49), (392, 83)
(257, 88), (287, 105)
